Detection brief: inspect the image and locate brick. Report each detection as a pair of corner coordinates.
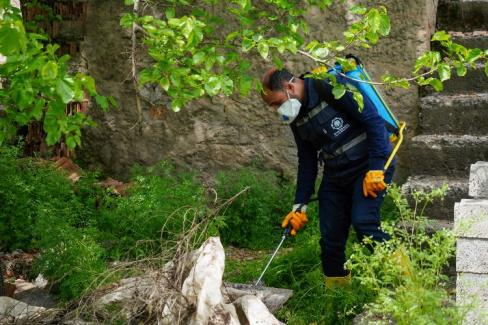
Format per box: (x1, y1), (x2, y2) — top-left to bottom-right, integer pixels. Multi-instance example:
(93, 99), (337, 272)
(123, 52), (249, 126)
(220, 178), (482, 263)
(454, 199), (488, 239)
(456, 238), (488, 273)
(456, 273), (488, 325)
(469, 162), (488, 198)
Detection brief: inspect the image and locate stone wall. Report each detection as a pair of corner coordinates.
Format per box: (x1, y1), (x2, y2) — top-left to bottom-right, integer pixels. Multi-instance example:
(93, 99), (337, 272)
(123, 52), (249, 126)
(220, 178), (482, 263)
(455, 162), (488, 324)
(74, 0), (438, 180)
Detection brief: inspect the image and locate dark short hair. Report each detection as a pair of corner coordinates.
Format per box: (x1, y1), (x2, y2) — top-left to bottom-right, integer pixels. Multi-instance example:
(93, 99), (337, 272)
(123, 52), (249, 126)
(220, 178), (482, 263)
(266, 69), (294, 91)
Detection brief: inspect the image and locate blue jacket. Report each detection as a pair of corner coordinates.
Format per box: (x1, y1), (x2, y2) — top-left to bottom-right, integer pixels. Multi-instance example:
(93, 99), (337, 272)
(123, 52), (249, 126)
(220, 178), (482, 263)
(291, 77), (393, 204)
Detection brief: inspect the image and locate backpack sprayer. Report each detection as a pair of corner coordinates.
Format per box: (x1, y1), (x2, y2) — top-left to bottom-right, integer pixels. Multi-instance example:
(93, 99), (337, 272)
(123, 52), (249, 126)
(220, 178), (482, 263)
(329, 54), (406, 171)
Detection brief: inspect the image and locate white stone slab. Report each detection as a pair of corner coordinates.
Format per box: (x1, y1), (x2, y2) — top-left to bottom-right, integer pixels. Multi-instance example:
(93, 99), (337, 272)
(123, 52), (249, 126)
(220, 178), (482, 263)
(454, 199), (488, 239)
(456, 272), (488, 325)
(469, 162), (488, 198)
(456, 238), (488, 273)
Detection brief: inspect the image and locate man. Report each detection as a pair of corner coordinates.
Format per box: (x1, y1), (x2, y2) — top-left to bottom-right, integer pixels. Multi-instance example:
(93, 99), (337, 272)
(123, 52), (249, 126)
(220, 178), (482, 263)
(261, 67), (395, 288)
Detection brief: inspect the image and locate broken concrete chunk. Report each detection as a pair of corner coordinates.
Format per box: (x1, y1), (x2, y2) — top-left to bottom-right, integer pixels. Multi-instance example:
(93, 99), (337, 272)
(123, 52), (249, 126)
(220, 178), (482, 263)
(223, 283), (293, 314)
(469, 161), (488, 198)
(234, 295), (284, 325)
(0, 296), (45, 321)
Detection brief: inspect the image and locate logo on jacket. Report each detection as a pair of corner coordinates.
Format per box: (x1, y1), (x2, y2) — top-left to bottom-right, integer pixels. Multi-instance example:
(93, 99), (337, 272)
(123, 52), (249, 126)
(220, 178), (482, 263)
(331, 117), (350, 137)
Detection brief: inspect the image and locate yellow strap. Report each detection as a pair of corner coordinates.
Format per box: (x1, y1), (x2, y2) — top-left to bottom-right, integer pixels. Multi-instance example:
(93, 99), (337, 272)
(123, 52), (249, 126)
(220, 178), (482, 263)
(384, 121), (406, 171)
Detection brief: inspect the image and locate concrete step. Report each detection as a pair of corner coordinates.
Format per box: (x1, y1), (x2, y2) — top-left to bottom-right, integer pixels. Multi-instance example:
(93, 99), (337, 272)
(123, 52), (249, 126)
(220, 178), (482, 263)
(401, 175), (468, 220)
(433, 63), (487, 95)
(451, 31), (488, 49)
(419, 93), (488, 135)
(421, 63), (488, 96)
(407, 134), (488, 176)
(437, 0), (488, 32)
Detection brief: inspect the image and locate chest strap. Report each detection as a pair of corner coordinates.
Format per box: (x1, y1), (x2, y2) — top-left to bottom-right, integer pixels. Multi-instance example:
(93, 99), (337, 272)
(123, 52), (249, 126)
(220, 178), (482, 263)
(319, 132), (367, 161)
(296, 101), (330, 127)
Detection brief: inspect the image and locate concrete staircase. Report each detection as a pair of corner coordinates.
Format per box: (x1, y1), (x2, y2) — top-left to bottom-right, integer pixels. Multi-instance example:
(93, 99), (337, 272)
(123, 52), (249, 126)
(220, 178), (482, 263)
(401, 0), (488, 222)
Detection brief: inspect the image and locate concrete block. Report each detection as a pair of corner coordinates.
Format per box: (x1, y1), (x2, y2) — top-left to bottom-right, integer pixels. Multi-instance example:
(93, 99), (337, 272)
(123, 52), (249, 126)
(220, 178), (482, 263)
(469, 162), (488, 198)
(456, 273), (488, 325)
(457, 238), (488, 273)
(454, 199), (488, 238)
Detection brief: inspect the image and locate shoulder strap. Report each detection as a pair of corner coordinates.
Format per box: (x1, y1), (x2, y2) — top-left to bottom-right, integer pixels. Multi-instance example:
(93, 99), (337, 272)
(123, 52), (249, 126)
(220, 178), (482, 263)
(311, 79), (335, 105)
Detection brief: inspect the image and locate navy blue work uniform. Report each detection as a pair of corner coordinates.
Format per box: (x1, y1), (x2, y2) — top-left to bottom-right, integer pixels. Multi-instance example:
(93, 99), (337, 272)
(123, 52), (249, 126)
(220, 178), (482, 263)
(290, 77), (394, 277)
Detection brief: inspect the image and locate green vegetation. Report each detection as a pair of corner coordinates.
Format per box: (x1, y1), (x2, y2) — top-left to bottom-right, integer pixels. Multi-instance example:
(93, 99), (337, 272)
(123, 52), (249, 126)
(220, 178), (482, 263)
(0, 146), (211, 299)
(0, 145), (463, 324)
(225, 185), (464, 324)
(215, 166), (297, 248)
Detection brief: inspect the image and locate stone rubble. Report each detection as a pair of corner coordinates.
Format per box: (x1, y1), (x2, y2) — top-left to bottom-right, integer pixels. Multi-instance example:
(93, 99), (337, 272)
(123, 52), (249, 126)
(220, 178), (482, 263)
(0, 237), (292, 324)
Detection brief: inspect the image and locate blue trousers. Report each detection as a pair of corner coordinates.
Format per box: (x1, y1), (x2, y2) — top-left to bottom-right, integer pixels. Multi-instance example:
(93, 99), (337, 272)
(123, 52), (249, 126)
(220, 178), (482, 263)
(318, 166), (394, 276)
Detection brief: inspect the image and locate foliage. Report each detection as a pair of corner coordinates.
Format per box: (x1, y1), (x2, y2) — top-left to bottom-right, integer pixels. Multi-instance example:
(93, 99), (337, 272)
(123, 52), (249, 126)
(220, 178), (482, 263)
(225, 184), (463, 324)
(0, 149), (212, 299)
(214, 166), (296, 248)
(96, 162), (209, 259)
(120, 0), (487, 112)
(0, 147), (464, 322)
(346, 185), (463, 324)
(0, 1), (115, 149)
(0, 145), (106, 299)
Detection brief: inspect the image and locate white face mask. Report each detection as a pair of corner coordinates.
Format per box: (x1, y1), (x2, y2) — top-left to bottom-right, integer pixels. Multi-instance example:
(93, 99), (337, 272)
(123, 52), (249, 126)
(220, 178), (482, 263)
(277, 77), (301, 124)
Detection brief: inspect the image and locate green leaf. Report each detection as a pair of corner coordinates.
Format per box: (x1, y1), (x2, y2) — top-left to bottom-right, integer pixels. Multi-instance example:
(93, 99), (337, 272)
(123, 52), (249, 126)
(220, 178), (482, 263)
(350, 5), (367, 15)
(95, 95), (109, 111)
(66, 136), (77, 150)
(395, 80), (410, 89)
(221, 76), (234, 96)
(204, 76), (221, 96)
(429, 78), (443, 92)
(79, 75), (96, 93)
(239, 76), (253, 97)
(139, 69), (154, 85)
(312, 47), (329, 59)
(257, 42), (269, 60)
(366, 8), (381, 33)
(431, 30), (451, 42)
(41, 61), (58, 80)
(159, 76), (170, 91)
(124, 0), (134, 5)
(378, 11), (390, 36)
(120, 13), (135, 28)
(332, 84), (346, 99)
(165, 8), (175, 19)
(455, 62), (467, 77)
(0, 22), (26, 55)
(437, 63), (451, 81)
(56, 79), (74, 104)
(108, 96), (118, 108)
(192, 52), (206, 65)
(465, 48), (482, 63)
(32, 99), (45, 120)
(353, 91), (364, 111)
(365, 31), (379, 44)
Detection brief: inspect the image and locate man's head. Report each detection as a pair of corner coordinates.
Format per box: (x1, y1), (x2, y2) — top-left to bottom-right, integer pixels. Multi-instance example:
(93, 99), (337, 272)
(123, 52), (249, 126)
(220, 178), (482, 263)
(261, 67), (305, 108)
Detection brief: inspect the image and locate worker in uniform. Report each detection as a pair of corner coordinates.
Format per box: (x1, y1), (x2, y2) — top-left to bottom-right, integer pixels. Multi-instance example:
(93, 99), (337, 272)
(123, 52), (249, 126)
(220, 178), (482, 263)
(261, 67), (395, 287)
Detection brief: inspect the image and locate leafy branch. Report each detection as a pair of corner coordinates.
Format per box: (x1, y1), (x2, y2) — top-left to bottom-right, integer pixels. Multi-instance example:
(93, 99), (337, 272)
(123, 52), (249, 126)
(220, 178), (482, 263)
(120, 1), (487, 113)
(0, 1), (116, 149)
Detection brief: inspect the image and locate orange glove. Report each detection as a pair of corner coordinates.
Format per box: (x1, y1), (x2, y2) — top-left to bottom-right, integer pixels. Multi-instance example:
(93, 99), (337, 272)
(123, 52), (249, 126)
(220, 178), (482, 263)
(281, 210), (308, 236)
(362, 170), (387, 198)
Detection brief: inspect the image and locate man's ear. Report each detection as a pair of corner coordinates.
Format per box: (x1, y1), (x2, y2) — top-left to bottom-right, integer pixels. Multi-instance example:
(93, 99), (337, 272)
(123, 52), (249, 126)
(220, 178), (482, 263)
(284, 80), (294, 92)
